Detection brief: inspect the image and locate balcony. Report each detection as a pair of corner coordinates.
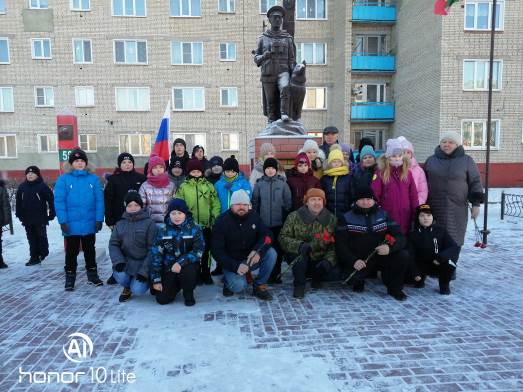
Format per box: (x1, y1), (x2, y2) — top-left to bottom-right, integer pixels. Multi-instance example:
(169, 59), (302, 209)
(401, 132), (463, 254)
(351, 102), (395, 122)
(352, 1), (397, 23)
(351, 53), (396, 73)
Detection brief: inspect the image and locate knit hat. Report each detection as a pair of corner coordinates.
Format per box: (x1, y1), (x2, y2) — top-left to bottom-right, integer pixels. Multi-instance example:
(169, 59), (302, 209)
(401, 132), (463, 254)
(359, 145), (376, 159)
(167, 198), (190, 216)
(209, 155), (224, 168)
(117, 152), (135, 167)
(169, 157), (183, 169)
(230, 189), (251, 205)
(323, 126), (339, 134)
(259, 143), (276, 159)
(397, 136), (414, 153)
(354, 185), (375, 201)
(416, 204), (433, 218)
(68, 148), (88, 164)
(124, 190), (143, 208)
(223, 155), (240, 173)
(302, 139), (320, 153)
(440, 131), (462, 146)
(385, 138), (404, 157)
(186, 158), (204, 174)
(294, 153), (310, 168)
(25, 166), (41, 177)
(148, 155), (166, 173)
(192, 145), (205, 158)
(173, 138), (186, 149)
(263, 157), (279, 172)
(327, 148), (344, 165)
(303, 188), (326, 205)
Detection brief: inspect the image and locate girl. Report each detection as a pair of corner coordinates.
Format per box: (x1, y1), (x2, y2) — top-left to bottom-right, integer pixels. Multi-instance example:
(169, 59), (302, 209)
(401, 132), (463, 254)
(398, 136), (428, 205)
(286, 153), (321, 211)
(320, 147), (352, 219)
(299, 139), (325, 179)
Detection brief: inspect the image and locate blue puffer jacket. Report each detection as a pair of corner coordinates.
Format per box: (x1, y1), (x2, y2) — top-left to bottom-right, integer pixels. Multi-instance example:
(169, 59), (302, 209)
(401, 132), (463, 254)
(54, 166), (104, 236)
(214, 173), (252, 214)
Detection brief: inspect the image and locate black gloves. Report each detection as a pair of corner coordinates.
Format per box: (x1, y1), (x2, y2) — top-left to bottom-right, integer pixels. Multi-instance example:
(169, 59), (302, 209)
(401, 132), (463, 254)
(95, 221), (103, 233)
(135, 274), (148, 283)
(60, 223), (69, 234)
(114, 263), (125, 272)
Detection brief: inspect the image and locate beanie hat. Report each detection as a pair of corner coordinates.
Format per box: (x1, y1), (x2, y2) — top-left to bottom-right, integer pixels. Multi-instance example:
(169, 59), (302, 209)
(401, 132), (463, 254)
(440, 131), (462, 146)
(230, 189), (251, 205)
(303, 188), (326, 205)
(397, 136), (414, 153)
(327, 148), (344, 165)
(209, 155), (224, 168)
(359, 145), (376, 159)
(117, 152), (135, 167)
(259, 142), (276, 159)
(25, 165), (41, 177)
(263, 157), (279, 172)
(192, 145), (205, 158)
(173, 138), (187, 149)
(167, 198), (190, 216)
(169, 157), (183, 169)
(354, 185), (375, 201)
(385, 138), (404, 157)
(302, 139), (320, 153)
(124, 190), (143, 208)
(294, 153), (310, 168)
(323, 126), (339, 134)
(223, 155), (240, 173)
(147, 155), (166, 173)
(186, 158), (204, 174)
(68, 148), (88, 165)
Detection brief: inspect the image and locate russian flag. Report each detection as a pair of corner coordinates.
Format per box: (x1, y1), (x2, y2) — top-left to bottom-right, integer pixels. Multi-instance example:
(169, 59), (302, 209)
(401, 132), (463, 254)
(151, 101), (171, 162)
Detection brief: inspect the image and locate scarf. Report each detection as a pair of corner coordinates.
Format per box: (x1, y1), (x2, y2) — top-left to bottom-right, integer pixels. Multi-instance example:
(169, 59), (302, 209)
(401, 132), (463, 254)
(323, 166), (349, 189)
(147, 173), (170, 188)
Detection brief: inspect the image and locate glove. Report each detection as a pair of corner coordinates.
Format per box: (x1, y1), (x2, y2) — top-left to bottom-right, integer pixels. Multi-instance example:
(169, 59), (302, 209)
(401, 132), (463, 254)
(299, 242), (312, 257)
(135, 274), (148, 283)
(114, 263), (125, 272)
(60, 223), (69, 234)
(95, 221), (103, 232)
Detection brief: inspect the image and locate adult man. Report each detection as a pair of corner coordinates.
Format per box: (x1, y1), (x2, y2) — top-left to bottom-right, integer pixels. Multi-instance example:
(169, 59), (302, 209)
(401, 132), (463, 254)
(279, 188), (337, 299)
(336, 185), (408, 301)
(320, 126), (354, 164)
(211, 190), (276, 300)
(254, 5), (296, 123)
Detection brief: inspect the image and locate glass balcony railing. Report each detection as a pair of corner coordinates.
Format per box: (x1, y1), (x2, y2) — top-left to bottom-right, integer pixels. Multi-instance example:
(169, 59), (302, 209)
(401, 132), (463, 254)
(352, 1), (397, 23)
(351, 52), (396, 72)
(351, 102), (395, 122)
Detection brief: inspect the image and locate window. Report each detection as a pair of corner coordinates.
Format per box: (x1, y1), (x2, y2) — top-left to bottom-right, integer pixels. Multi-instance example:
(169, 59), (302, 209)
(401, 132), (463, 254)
(0, 134), (16, 158)
(112, 0), (146, 16)
(260, 0), (277, 14)
(461, 119), (500, 149)
(119, 134), (151, 156)
(38, 134), (57, 152)
(353, 35), (387, 55)
(465, 1), (504, 30)
(31, 38), (52, 59)
(171, 132), (206, 150)
(353, 83), (387, 102)
(296, 43), (326, 65)
(79, 134), (97, 152)
(170, 0), (200, 16)
(171, 41), (203, 65)
(463, 60), (502, 91)
(29, 0), (48, 9)
(114, 40), (147, 64)
(0, 38), (9, 63)
(219, 42), (236, 61)
(73, 39), (92, 63)
(34, 87), (54, 107)
(172, 87), (205, 111)
(218, 0), (235, 13)
(75, 86), (94, 107)
(221, 133), (239, 151)
(71, 0), (90, 11)
(115, 87), (150, 111)
(220, 87), (238, 107)
(352, 129), (385, 151)
(303, 87), (326, 110)
(297, 0), (326, 20)
(0, 87), (14, 112)
(0, 0), (6, 13)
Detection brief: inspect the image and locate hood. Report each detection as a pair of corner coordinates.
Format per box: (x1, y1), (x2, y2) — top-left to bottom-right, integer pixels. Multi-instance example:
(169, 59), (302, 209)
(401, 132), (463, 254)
(62, 162), (96, 174)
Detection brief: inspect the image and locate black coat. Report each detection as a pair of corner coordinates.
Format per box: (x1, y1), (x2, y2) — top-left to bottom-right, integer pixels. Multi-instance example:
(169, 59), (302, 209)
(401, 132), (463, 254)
(15, 178), (55, 226)
(104, 170), (146, 226)
(350, 164), (376, 203)
(321, 173), (352, 219)
(0, 180), (12, 226)
(211, 209), (272, 272)
(408, 224), (460, 265)
(169, 151), (190, 172)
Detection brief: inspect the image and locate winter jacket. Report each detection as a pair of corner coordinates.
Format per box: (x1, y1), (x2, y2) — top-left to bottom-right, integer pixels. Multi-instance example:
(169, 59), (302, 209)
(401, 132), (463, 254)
(109, 209), (157, 278)
(252, 175), (292, 228)
(211, 209), (272, 273)
(168, 173), (186, 190)
(424, 146), (484, 246)
(279, 206), (337, 265)
(335, 204), (406, 270)
(249, 161), (286, 188)
(350, 164), (376, 203)
(408, 224), (460, 266)
(286, 168), (322, 211)
(410, 157), (428, 205)
(214, 173), (252, 214)
(371, 168), (419, 235)
(138, 181), (176, 224)
(15, 177), (55, 226)
(176, 177), (221, 228)
(150, 214), (205, 283)
(104, 169), (146, 226)
(320, 171), (352, 219)
(0, 180), (12, 227)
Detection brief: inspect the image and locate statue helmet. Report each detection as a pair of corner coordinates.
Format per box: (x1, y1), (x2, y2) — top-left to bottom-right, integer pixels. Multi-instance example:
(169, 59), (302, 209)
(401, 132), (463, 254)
(266, 5), (286, 18)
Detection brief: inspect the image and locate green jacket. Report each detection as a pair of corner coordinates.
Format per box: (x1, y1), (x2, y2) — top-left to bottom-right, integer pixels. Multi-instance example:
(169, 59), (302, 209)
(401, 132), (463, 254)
(279, 206), (337, 266)
(176, 177), (221, 228)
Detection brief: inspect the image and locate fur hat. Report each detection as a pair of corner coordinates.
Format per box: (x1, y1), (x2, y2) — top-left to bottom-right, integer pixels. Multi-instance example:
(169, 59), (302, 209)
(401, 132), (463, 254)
(68, 148), (88, 165)
(303, 188), (326, 205)
(124, 190), (143, 208)
(440, 131), (462, 146)
(117, 152), (135, 167)
(186, 159), (204, 174)
(263, 157), (279, 172)
(230, 189), (251, 205)
(25, 166), (41, 177)
(223, 155), (240, 173)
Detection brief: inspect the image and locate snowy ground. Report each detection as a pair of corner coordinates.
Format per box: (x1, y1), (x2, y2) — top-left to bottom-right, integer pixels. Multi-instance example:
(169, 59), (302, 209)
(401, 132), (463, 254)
(1, 189), (522, 392)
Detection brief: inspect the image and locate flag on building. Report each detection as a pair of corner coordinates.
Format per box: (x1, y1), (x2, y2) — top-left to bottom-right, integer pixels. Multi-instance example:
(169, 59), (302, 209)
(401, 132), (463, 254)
(151, 101), (171, 161)
(434, 0), (459, 16)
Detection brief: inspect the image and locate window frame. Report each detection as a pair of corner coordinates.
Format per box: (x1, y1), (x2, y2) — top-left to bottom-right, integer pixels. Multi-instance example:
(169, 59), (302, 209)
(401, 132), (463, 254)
(0, 86), (14, 112)
(170, 0), (201, 17)
(37, 133), (58, 153)
(221, 132), (240, 151)
(75, 86), (95, 107)
(462, 59), (503, 91)
(353, 83), (387, 103)
(296, 0), (327, 20)
(352, 129), (386, 151)
(171, 87), (206, 111)
(113, 39), (148, 65)
(218, 0), (235, 13)
(0, 134), (17, 159)
(72, 38), (93, 64)
(29, 0), (48, 9)
(34, 86), (54, 107)
(171, 132), (207, 150)
(0, 0), (6, 14)
(461, 119), (501, 150)
(0, 37), (9, 64)
(112, 0), (147, 17)
(464, 0), (504, 31)
(115, 87), (151, 112)
(296, 42), (327, 65)
(118, 133), (152, 156)
(219, 42), (237, 62)
(31, 38), (52, 60)
(79, 133), (97, 152)
(70, 0), (90, 11)
(303, 87), (327, 110)
(259, 0), (277, 14)
(219, 87), (238, 108)
(170, 41), (204, 65)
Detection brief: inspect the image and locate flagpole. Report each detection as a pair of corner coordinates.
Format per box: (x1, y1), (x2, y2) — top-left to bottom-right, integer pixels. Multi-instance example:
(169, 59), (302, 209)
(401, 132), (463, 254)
(482, 0), (496, 245)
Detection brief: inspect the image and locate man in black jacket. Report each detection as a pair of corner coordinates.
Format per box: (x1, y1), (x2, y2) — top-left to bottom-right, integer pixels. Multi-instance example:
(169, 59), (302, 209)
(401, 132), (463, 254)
(211, 190), (276, 300)
(0, 177), (12, 269)
(336, 185), (408, 301)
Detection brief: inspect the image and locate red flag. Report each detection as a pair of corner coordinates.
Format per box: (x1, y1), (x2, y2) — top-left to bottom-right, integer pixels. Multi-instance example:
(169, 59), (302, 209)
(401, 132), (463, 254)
(434, 0), (448, 15)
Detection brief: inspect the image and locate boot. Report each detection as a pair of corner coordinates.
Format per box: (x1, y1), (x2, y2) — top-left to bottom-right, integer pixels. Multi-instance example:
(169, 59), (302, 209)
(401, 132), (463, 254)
(388, 289), (407, 301)
(439, 279), (451, 295)
(253, 284), (272, 301)
(200, 265), (213, 285)
(119, 287), (132, 302)
(25, 256), (41, 266)
(183, 290), (195, 306)
(106, 275), (117, 285)
(352, 281), (365, 293)
(86, 268), (103, 286)
(414, 277), (425, 288)
(65, 271), (76, 291)
(223, 286), (234, 297)
(0, 259), (8, 269)
(293, 285), (305, 299)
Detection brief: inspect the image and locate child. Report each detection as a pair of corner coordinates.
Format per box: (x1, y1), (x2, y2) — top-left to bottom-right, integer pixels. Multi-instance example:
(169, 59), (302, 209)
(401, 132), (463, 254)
(191, 145), (208, 169)
(0, 176), (12, 269)
(249, 142), (286, 187)
(215, 155), (252, 214)
(151, 198), (205, 306)
(252, 157), (292, 282)
(371, 138), (419, 235)
(205, 155), (224, 185)
(109, 191), (157, 302)
(168, 157), (186, 190)
(350, 145), (377, 203)
(139, 155), (176, 224)
(54, 149), (104, 291)
(286, 153), (321, 211)
(15, 166), (55, 266)
(320, 147), (352, 219)
(176, 159), (221, 285)
(397, 136), (428, 205)
(299, 139), (325, 179)
(409, 204), (460, 295)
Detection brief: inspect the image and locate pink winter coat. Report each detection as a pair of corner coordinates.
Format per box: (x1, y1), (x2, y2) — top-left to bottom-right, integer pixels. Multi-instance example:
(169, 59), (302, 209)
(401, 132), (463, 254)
(410, 157), (428, 205)
(371, 168), (419, 234)
(138, 181), (176, 223)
